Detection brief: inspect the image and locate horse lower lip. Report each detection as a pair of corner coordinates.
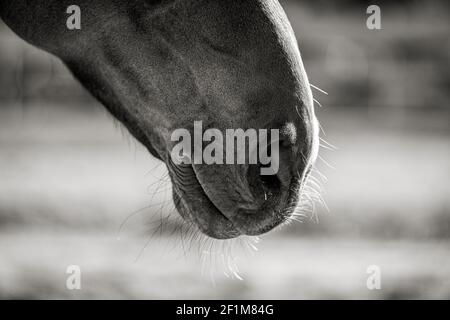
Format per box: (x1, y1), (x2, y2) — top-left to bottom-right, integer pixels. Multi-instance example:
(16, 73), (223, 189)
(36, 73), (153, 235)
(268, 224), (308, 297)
(230, 211), (284, 236)
(179, 188), (284, 238)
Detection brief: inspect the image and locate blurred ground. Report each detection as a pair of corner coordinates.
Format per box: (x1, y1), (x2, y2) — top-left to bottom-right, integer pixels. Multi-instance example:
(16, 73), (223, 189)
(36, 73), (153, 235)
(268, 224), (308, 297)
(0, 0), (449, 299)
(0, 104), (448, 299)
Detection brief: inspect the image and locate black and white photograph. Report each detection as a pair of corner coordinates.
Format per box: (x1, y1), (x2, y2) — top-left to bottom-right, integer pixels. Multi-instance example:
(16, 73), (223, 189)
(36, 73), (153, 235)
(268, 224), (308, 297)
(0, 0), (449, 306)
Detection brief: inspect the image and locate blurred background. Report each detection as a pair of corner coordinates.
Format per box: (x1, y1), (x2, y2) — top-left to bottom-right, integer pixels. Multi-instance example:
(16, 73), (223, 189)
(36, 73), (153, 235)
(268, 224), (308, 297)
(0, 0), (449, 299)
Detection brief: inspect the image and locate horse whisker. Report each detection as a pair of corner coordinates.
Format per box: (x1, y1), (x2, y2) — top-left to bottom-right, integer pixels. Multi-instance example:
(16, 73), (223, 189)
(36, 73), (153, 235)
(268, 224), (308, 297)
(310, 83), (328, 95)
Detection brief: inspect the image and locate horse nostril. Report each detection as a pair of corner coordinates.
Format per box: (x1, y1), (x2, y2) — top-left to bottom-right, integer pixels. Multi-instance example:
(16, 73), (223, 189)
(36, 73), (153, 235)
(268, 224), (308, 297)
(260, 173), (281, 200)
(246, 163), (280, 202)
